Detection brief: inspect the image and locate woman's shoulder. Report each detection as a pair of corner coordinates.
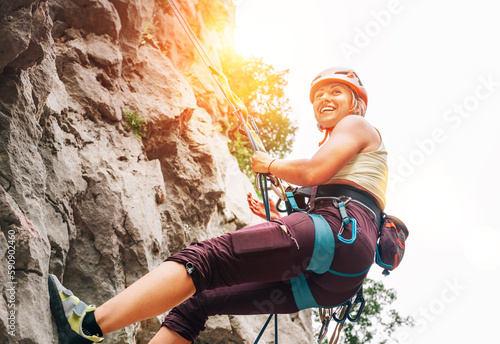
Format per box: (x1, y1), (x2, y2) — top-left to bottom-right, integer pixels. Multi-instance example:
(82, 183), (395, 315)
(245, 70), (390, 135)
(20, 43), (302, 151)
(336, 114), (372, 130)
(335, 115), (379, 139)
(335, 115), (381, 151)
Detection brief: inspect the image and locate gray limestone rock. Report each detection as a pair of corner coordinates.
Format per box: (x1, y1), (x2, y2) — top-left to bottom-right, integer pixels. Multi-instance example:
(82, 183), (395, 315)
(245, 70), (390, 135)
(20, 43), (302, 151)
(0, 0), (312, 343)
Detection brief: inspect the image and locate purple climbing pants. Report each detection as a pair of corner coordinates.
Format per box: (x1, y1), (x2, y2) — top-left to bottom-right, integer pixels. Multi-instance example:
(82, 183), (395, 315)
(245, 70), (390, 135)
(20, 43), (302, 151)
(162, 200), (379, 342)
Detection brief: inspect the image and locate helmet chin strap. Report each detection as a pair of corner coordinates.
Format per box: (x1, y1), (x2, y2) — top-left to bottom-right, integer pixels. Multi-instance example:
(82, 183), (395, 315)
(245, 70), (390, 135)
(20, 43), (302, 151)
(317, 125), (334, 146)
(317, 104), (354, 147)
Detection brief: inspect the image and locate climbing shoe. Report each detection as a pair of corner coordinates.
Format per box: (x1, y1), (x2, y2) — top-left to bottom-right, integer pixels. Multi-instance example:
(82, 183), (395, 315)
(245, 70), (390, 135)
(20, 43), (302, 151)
(48, 274), (104, 343)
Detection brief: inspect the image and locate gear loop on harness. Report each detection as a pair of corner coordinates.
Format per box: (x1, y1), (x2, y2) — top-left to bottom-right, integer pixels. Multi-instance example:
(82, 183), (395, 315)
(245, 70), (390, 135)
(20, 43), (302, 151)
(330, 196), (352, 224)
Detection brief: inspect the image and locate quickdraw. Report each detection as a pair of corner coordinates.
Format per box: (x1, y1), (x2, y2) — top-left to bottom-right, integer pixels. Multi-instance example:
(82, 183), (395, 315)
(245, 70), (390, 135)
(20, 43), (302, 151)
(316, 286), (366, 344)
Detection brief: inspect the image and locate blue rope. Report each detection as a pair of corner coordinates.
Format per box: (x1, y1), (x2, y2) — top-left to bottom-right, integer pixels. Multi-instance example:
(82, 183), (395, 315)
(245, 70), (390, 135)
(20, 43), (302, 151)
(258, 174), (271, 221)
(254, 175), (278, 344)
(253, 314), (274, 344)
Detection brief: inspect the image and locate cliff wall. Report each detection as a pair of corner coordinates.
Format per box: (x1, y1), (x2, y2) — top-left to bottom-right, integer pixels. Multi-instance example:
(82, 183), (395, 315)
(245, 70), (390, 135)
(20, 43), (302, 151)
(0, 0), (312, 343)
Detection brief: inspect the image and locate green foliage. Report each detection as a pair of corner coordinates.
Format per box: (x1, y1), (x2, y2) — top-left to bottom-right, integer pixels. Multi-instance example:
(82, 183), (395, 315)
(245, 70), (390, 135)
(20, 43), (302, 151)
(221, 48), (298, 180)
(123, 108), (147, 140)
(313, 278), (414, 344)
(141, 19), (159, 48)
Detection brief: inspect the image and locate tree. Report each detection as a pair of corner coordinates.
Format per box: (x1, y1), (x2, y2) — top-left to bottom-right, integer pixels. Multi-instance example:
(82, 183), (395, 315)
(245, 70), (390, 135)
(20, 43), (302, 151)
(313, 278), (414, 344)
(220, 48), (298, 180)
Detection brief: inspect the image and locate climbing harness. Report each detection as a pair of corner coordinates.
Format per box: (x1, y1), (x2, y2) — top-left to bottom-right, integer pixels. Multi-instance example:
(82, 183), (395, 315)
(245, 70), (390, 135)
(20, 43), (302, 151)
(282, 185), (409, 342)
(283, 187), (376, 343)
(285, 190), (371, 306)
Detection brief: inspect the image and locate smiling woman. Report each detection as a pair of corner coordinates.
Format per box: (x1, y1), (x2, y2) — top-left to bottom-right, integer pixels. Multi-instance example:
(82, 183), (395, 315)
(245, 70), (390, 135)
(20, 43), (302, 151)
(308, 67), (368, 146)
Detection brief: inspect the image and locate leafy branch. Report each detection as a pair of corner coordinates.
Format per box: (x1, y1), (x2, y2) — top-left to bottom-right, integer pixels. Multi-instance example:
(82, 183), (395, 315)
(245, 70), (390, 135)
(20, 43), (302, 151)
(220, 47), (298, 182)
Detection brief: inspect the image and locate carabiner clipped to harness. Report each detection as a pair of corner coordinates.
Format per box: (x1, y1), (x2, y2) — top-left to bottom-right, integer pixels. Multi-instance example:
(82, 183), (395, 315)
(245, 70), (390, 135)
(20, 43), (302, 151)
(333, 289), (365, 324)
(333, 198), (357, 245)
(332, 302), (351, 323)
(338, 217), (357, 244)
(347, 288), (366, 322)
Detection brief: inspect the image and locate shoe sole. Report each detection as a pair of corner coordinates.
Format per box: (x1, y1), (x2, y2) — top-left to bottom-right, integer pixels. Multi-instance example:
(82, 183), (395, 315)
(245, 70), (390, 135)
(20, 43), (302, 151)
(48, 274), (93, 344)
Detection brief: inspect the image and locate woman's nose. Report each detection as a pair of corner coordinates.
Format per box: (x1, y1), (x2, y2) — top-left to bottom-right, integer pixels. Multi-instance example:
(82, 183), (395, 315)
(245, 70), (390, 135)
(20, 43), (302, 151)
(319, 92), (332, 100)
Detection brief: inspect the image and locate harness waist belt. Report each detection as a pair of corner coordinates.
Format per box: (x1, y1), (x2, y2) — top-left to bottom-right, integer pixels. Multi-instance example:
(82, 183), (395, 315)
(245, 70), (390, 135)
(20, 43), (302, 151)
(296, 184), (382, 226)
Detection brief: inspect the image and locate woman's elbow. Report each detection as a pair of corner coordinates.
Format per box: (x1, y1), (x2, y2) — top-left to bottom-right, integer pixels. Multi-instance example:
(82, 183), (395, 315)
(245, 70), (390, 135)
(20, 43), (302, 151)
(300, 170), (332, 187)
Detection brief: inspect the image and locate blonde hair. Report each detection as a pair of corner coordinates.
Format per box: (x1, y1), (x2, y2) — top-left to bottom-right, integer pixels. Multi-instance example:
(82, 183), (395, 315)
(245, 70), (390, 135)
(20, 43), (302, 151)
(349, 88), (367, 117)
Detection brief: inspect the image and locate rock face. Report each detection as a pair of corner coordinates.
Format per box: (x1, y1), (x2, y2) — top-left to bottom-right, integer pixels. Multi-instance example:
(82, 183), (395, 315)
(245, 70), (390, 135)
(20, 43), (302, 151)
(0, 0), (312, 343)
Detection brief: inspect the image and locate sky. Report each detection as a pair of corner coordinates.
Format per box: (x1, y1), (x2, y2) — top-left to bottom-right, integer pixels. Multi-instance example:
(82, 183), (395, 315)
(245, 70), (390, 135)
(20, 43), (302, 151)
(233, 0), (500, 343)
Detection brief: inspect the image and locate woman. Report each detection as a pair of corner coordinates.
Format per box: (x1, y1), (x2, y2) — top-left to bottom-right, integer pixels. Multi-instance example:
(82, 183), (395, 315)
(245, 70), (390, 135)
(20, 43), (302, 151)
(49, 67), (388, 343)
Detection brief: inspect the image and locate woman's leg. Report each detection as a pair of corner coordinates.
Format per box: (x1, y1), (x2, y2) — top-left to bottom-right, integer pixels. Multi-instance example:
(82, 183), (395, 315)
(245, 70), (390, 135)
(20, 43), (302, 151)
(95, 261), (196, 335)
(158, 281), (300, 343)
(149, 326), (190, 344)
(50, 212), (315, 342)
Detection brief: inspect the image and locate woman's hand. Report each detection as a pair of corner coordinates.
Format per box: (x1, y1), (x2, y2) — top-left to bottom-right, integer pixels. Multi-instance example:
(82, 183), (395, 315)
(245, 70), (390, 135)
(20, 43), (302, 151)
(251, 151), (275, 174)
(246, 193), (281, 220)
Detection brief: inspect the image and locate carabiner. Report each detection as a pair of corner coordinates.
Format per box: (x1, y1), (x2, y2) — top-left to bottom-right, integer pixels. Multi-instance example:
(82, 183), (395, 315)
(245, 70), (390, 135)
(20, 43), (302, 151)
(317, 308), (334, 342)
(332, 302), (352, 323)
(317, 318), (330, 342)
(347, 291), (366, 322)
(275, 198), (288, 213)
(337, 218), (357, 244)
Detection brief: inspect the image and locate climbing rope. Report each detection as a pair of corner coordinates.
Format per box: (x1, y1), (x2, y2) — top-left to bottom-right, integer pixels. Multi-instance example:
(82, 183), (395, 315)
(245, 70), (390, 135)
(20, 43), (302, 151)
(165, 0), (287, 203)
(164, 1), (286, 342)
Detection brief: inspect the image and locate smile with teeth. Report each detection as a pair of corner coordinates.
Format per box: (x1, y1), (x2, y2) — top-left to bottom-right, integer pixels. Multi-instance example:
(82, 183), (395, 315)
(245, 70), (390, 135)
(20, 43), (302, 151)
(320, 106), (336, 113)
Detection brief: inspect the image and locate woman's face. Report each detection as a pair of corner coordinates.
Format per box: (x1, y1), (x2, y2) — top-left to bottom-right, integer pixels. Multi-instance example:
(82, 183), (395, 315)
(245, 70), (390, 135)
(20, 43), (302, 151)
(313, 82), (353, 128)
